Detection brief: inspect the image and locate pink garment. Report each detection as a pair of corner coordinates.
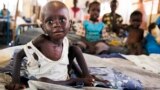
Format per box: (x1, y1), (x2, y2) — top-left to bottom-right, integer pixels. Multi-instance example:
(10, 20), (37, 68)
(138, 0), (147, 30)
(70, 7), (84, 22)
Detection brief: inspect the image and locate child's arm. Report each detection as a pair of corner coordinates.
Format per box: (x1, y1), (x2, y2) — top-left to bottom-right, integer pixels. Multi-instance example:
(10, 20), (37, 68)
(68, 46), (110, 85)
(68, 46), (90, 77)
(12, 49), (26, 83)
(5, 49), (26, 90)
(39, 77), (93, 86)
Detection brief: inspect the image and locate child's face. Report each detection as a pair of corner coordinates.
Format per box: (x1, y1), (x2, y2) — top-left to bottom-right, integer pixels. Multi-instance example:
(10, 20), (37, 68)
(89, 4), (100, 21)
(42, 6), (70, 40)
(130, 15), (142, 29)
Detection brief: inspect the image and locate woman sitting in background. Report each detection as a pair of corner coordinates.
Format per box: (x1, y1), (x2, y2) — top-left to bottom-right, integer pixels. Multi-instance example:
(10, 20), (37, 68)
(145, 23), (160, 54)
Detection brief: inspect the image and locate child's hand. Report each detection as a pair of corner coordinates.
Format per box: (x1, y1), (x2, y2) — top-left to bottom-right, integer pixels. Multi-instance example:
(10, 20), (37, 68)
(5, 83), (26, 90)
(76, 78), (95, 86)
(91, 75), (110, 85)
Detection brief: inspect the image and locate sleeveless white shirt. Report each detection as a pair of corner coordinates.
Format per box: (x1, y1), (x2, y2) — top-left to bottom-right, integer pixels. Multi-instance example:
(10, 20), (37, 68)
(23, 37), (69, 81)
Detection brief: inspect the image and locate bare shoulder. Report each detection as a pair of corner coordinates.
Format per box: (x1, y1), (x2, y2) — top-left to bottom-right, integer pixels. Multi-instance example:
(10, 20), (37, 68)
(32, 34), (46, 47)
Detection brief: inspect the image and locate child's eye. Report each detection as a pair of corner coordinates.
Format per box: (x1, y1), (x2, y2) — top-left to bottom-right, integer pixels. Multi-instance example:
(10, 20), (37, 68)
(47, 20), (53, 25)
(59, 18), (66, 23)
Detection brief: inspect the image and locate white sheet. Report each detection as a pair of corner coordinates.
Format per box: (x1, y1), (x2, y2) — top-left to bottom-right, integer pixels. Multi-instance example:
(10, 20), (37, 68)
(0, 45), (23, 67)
(121, 54), (160, 74)
(25, 80), (112, 90)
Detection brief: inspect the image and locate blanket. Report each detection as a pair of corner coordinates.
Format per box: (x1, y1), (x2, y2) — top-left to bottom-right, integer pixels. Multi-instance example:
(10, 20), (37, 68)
(121, 54), (160, 74)
(0, 45), (23, 67)
(83, 54), (160, 89)
(25, 80), (113, 90)
(0, 46), (160, 89)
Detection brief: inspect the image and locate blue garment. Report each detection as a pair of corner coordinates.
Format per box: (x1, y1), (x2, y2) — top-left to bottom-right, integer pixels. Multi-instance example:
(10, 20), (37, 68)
(89, 67), (143, 90)
(97, 53), (126, 59)
(156, 16), (160, 26)
(145, 33), (160, 54)
(83, 20), (105, 42)
(0, 9), (10, 17)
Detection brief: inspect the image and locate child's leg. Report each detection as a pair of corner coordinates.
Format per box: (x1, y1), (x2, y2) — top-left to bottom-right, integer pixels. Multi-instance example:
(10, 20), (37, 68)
(95, 42), (110, 54)
(75, 41), (87, 52)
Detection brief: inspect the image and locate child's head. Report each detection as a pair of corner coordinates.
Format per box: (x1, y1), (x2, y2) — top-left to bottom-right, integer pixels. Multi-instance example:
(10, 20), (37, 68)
(130, 10), (142, 29)
(73, 0), (78, 7)
(40, 1), (70, 40)
(110, 0), (118, 13)
(88, 1), (100, 22)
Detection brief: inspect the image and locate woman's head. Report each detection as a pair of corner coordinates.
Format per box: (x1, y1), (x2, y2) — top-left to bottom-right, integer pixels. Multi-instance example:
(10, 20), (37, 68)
(88, 1), (100, 22)
(148, 22), (160, 37)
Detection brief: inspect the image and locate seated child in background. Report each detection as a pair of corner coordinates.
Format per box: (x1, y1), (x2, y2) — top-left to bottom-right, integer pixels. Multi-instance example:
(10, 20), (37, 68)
(125, 10), (144, 55)
(6, 1), (100, 89)
(102, 0), (123, 36)
(76, 1), (109, 54)
(145, 23), (160, 54)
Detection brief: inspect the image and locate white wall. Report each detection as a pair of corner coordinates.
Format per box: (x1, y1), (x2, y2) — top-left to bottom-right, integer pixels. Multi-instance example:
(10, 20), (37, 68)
(0, 0), (159, 25)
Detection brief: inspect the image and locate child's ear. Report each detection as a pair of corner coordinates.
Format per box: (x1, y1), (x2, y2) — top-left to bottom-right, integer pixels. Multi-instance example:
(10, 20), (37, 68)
(88, 9), (90, 13)
(40, 24), (46, 33)
(129, 19), (131, 23)
(40, 24), (44, 30)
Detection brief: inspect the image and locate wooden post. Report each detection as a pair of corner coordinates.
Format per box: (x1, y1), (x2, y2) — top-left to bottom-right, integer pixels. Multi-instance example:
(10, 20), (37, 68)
(12, 0), (19, 41)
(149, 0), (154, 25)
(138, 0), (147, 30)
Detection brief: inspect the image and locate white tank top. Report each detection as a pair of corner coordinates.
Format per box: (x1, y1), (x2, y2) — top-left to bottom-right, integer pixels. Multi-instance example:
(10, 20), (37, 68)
(23, 37), (69, 81)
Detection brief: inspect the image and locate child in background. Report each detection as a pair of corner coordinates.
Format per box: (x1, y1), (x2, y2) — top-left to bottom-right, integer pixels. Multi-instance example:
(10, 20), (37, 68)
(145, 23), (160, 54)
(76, 1), (109, 54)
(6, 1), (96, 89)
(69, 0), (84, 22)
(125, 10), (144, 55)
(102, 0), (123, 35)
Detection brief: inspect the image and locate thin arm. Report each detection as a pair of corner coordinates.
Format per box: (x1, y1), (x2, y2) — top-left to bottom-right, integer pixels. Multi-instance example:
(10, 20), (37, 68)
(69, 46), (90, 77)
(12, 49), (26, 84)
